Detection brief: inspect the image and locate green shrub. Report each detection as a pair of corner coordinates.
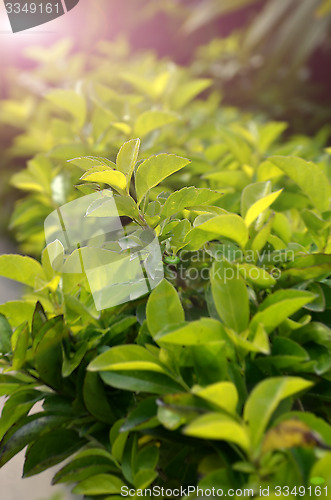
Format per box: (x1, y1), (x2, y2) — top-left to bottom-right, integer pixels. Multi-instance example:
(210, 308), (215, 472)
(0, 41), (331, 499)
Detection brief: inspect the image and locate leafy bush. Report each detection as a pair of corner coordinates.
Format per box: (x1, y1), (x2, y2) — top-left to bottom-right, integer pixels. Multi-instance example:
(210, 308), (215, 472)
(0, 41), (331, 499)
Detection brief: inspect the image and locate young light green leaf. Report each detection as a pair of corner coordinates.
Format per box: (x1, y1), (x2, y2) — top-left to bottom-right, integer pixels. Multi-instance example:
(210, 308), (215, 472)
(241, 182), (271, 218)
(116, 138), (140, 183)
(236, 263), (276, 288)
(135, 154), (190, 205)
(184, 413), (250, 452)
(244, 189), (283, 227)
(68, 156), (116, 171)
(88, 345), (167, 374)
(192, 382), (238, 414)
(161, 187), (222, 218)
(0, 301), (36, 328)
(81, 167), (127, 193)
(171, 79), (212, 109)
(252, 323), (270, 355)
(146, 279), (185, 336)
(46, 90), (86, 128)
(154, 318), (225, 346)
(244, 377), (314, 449)
(270, 156), (330, 212)
(134, 110), (179, 137)
(257, 122), (288, 154)
(185, 214), (248, 250)
(0, 254), (44, 288)
(219, 127), (252, 165)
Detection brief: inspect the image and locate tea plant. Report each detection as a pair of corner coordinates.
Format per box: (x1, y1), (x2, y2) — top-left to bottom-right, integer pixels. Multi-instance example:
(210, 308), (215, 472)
(0, 42), (330, 499)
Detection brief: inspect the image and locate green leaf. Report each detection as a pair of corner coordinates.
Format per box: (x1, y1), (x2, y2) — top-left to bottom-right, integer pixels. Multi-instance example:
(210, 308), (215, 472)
(81, 167), (127, 193)
(68, 156), (116, 171)
(204, 170), (250, 190)
(62, 342), (88, 377)
(256, 337), (308, 370)
(0, 374), (24, 397)
(279, 254), (331, 285)
(168, 219), (191, 253)
(100, 370), (183, 395)
(116, 138), (140, 183)
(88, 345), (167, 374)
(236, 263), (276, 288)
(55, 464), (114, 486)
(274, 412), (331, 447)
(192, 382), (238, 414)
(211, 259), (249, 333)
(0, 301), (36, 328)
(257, 122), (288, 154)
(34, 316), (65, 389)
(161, 187), (222, 218)
(0, 414), (69, 468)
(171, 79), (212, 109)
(83, 372), (116, 424)
(0, 314), (12, 354)
(0, 390), (44, 441)
(11, 322), (29, 370)
(219, 127), (252, 165)
(185, 214), (248, 250)
(192, 342), (228, 385)
(134, 469), (158, 490)
(241, 182), (270, 218)
(135, 154), (191, 205)
(113, 195), (140, 220)
(135, 444), (159, 473)
(52, 448), (116, 485)
(242, 183), (282, 227)
(121, 397), (158, 432)
(111, 424), (128, 463)
(154, 318), (225, 345)
(252, 323), (270, 355)
(244, 377), (314, 450)
(72, 473), (125, 495)
(31, 302), (47, 338)
(23, 429), (83, 477)
(184, 413), (250, 452)
(0, 254), (44, 287)
(46, 89), (86, 127)
(301, 209), (330, 233)
(270, 156), (330, 212)
(134, 110), (179, 137)
(311, 453), (331, 487)
(250, 289), (316, 334)
(10, 156), (52, 194)
(85, 192), (140, 222)
(146, 279), (185, 336)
